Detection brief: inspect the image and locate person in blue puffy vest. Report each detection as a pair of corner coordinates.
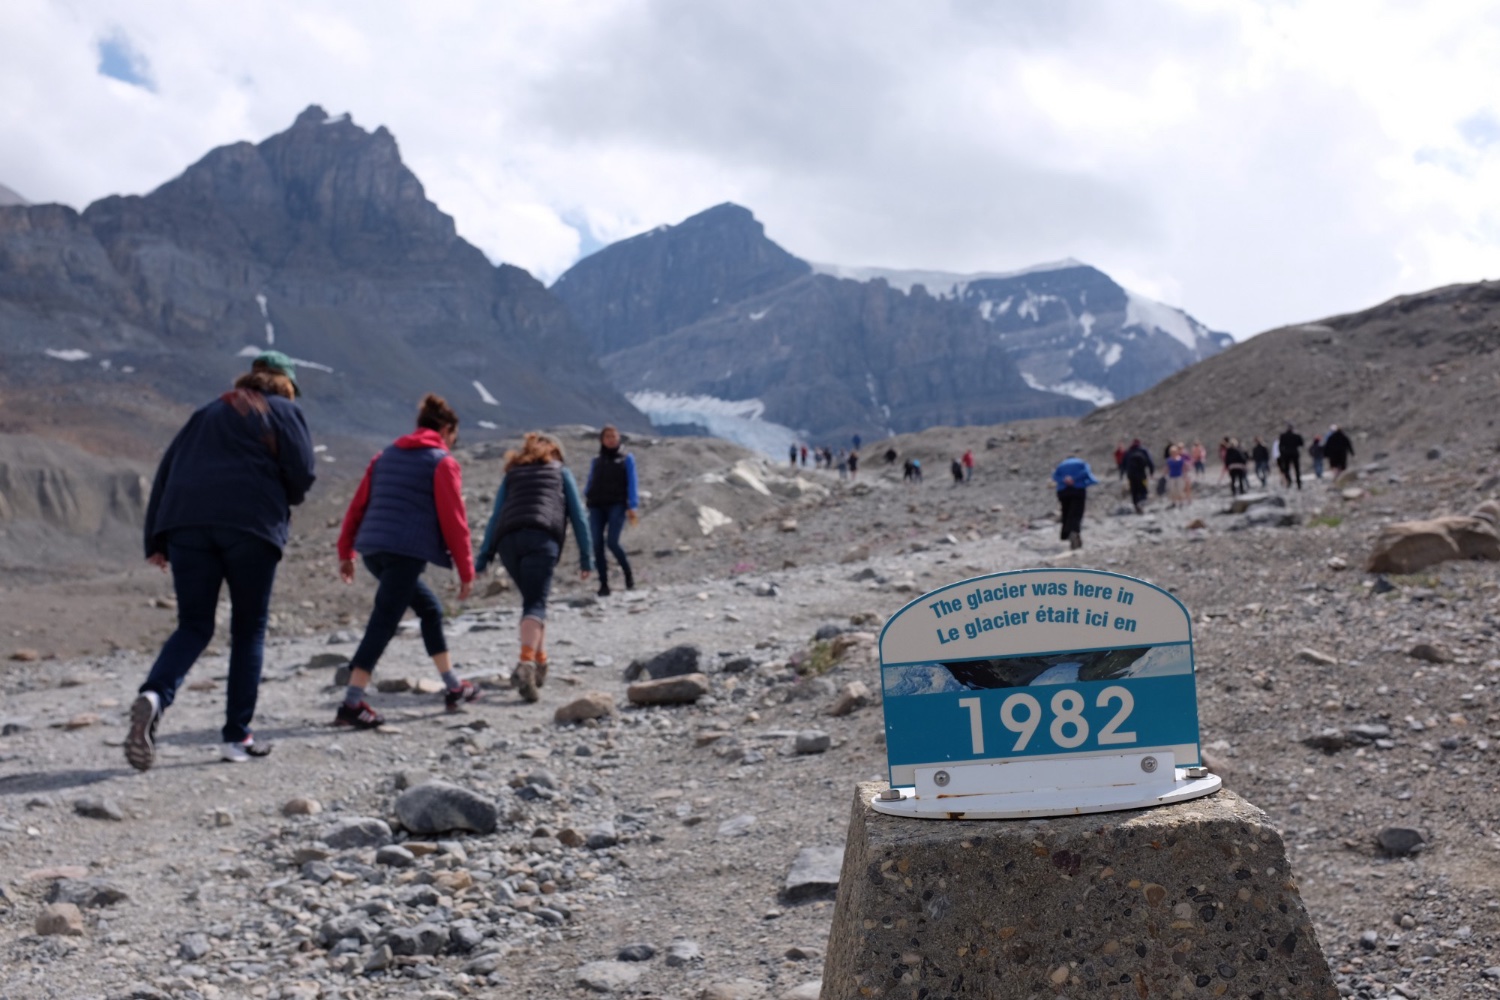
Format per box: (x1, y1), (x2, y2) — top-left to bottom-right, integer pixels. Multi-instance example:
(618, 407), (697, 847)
(1052, 451), (1100, 550)
(335, 394), (477, 728)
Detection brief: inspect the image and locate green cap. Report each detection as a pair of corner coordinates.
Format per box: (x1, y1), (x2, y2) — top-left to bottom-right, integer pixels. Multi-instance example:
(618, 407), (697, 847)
(252, 350), (300, 397)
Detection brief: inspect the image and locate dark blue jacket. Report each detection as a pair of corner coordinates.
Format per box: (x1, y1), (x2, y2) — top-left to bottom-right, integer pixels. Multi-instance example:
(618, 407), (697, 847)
(144, 389), (317, 557)
(337, 429), (474, 579)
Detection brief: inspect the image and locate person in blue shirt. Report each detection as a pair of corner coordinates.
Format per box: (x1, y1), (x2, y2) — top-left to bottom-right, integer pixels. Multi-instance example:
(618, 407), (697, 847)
(584, 425), (639, 597)
(1051, 452), (1100, 551)
(474, 432), (592, 703)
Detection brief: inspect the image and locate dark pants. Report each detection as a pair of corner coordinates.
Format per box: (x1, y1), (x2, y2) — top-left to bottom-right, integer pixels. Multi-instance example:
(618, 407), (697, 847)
(1229, 468), (1248, 495)
(499, 529), (561, 621)
(351, 552), (446, 674)
(1127, 475), (1149, 509)
(1284, 454), (1302, 488)
(1058, 488), (1087, 540)
(141, 526), (280, 743)
(588, 505), (632, 588)
(1254, 461), (1269, 486)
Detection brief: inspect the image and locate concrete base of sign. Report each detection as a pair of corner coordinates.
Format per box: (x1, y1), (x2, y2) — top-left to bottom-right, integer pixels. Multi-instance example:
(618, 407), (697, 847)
(822, 782), (1337, 1000)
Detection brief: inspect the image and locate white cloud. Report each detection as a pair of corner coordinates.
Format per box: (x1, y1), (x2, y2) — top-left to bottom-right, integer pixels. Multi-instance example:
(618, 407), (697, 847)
(3, 0), (1500, 339)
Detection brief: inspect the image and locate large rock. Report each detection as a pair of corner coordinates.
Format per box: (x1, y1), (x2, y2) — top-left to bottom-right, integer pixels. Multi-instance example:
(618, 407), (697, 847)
(1366, 510), (1500, 573)
(576, 960), (643, 992)
(624, 644), (702, 682)
(45, 878), (128, 908)
(783, 846), (843, 903)
(322, 817), (393, 849)
(35, 902), (85, 936)
(627, 673), (710, 706)
(555, 691), (617, 724)
(393, 782), (498, 835)
(822, 783), (1337, 1000)
(386, 923), (447, 956)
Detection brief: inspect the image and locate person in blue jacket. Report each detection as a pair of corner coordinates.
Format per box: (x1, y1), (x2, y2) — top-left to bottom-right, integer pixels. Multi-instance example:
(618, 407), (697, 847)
(584, 425), (639, 597)
(127, 351), (317, 769)
(474, 432), (592, 703)
(1052, 451), (1100, 551)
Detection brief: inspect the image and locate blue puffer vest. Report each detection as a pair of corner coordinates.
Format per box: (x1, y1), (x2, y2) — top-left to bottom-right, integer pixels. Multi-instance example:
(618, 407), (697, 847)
(354, 444), (452, 568)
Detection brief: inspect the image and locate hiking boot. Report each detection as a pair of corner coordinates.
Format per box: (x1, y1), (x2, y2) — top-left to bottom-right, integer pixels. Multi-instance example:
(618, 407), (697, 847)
(514, 661), (540, 703)
(597, 583), (611, 598)
(220, 734), (271, 763)
(445, 679), (481, 712)
(1069, 531), (1082, 550)
(534, 659), (549, 688)
(124, 691), (161, 772)
(335, 700), (385, 729)
(623, 568), (635, 591)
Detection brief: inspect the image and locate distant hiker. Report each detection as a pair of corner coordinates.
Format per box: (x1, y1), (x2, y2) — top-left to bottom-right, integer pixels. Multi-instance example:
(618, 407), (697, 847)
(1052, 453), (1099, 550)
(585, 425), (638, 598)
(1324, 425), (1354, 476)
(902, 457), (917, 483)
(1309, 436), (1326, 479)
(852, 434), (862, 451)
(474, 432), (593, 703)
(848, 450), (859, 479)
(800, 444), (808, 467)
(1166, 444), (1188, 508)
(1224, 438), (1249, 496)
(1191, 440), (1207, 477)
(1251, 437), (1270, 488)
(1113, 441), (1127, 480)
(911, 457), (923, 482)
(334, 394), (477, 730)
(127, 351), (316, 770)
(788, 443), (797, 466)
(961, 449), (975, 481)
(1277, 425), (1304, 489)
(884, 447), (898, 466)
(950, 457), (965, 485)
(1122, 439), (1154, 513)
(1217, 436), (1231, 482)
(837, 451), (849, 481)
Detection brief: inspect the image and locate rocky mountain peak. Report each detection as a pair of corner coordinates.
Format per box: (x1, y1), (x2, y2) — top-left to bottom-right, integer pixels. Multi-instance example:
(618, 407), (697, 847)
(0, 182), (28, 207)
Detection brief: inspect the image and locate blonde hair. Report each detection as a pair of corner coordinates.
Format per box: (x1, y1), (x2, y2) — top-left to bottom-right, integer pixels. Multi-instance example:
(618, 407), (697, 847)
(504, 432), (564, 470)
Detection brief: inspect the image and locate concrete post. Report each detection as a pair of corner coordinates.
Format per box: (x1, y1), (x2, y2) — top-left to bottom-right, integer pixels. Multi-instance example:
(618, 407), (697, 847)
(822, 783), (1336, 999)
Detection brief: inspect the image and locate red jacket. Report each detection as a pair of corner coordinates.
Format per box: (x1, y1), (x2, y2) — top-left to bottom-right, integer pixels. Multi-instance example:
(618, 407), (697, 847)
(337, 429), (474, 583)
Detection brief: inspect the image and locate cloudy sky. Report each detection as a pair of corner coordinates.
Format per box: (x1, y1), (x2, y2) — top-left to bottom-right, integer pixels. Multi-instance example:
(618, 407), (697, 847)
(4, 0), (1499, 338)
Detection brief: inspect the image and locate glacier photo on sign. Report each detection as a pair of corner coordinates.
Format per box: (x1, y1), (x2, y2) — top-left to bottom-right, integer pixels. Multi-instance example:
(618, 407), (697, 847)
(878, 569), (1202, 786)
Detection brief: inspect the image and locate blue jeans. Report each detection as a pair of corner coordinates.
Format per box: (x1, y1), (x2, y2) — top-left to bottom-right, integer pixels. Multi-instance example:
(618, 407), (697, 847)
(351, 552), (446, 673)
(588, 505), (632, 586)
(499, 529), (560, 621)
(141, 526), (280, 743)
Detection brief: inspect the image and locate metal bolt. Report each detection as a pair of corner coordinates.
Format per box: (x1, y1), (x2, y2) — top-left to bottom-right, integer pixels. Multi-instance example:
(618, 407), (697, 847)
(878, 788), (902, 801)
(933, 770), (951, 787)
(1140, 756), (1159, 773)
(1184, 766), (1210, 779)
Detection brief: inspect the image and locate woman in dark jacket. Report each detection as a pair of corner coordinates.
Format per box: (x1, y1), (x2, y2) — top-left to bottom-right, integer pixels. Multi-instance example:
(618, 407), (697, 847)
(127, 351), (317, 770)
(475, 432), (592, 703)
(335, 394), (477, 729)
(584, 425), (639, 597)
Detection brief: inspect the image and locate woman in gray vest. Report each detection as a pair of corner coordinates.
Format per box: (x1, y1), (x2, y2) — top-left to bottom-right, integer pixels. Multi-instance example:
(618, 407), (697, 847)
(335, 394), (478, 728)
(474, 432), (593, 702)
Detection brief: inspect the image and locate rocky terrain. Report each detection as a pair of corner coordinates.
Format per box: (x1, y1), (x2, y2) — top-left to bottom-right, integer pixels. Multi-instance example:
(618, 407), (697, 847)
(3, 406), (1500, 998)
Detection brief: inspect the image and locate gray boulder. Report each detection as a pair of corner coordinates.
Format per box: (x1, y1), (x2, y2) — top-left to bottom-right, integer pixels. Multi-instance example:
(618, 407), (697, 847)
(393, 781), (498, 835)
(783, 846), (844, 902)
(387, 923), (448, 956)
(46, 878), (128, 908)
(627, 673), (710, 706)
(623, 644), (702, 682)
(323, 817), (393, 849)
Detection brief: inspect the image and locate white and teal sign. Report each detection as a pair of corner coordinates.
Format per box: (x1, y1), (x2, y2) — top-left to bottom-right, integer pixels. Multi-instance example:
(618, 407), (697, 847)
(879, 568), (1202, 790)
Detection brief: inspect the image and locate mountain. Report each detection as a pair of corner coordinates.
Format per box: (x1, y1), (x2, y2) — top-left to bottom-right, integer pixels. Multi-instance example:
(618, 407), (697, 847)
(0, 107), (644, 454)
(554, 205), (1089, 447)
(553, 204), (1229, 446)
(0, 183), (27, 207)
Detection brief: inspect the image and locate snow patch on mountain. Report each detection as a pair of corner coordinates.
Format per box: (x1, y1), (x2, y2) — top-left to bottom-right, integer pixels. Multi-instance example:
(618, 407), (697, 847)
(1020, 372), (1115, 408)
(1124, 291), (1202, 351)
(809, 259), (1084, 297)
(627, 391), (801, 458)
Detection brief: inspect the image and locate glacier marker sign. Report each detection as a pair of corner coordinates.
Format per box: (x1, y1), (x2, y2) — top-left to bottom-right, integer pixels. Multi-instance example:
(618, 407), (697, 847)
(874, 568), (1218, 819)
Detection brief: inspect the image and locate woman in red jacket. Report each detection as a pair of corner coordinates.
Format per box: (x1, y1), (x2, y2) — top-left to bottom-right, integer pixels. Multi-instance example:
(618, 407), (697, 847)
(335, 394), (477, 728)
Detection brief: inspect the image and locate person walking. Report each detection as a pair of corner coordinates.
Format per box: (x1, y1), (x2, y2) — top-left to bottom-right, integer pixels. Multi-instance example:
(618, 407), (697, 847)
(127, 351), (317, 770)
(884, 447), (898, 466)
(1309, 436), (1325, 479)
(1251, 437), (1271, 488)
(1122, 439), (1154, 513)
(788, 443), (797, 467)
(1166, 444), (1188, 508)
(1191, 441), (1207, 477)
(950, 457), (965, 485)
(848, 449), (860, 480)
(334, 394), (478, 729)
(961, 449), (975, 481)
(1052, 452), (1099, 550)
(1324, 425), (1354, 477)
(1113, 441), (1127, 480)
(800, 444), (808, 467)
(1277, 424), (1304, 489)
(474, 433), (592, 703)
(1224, 438), (1249, 496)
(585, 425), (638, 598)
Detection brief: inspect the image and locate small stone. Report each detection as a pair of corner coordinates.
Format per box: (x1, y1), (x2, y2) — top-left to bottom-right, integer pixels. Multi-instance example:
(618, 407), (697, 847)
(374, 676), (412, 693)
(780, 984), (822, 1000)
(1407, 643), (1448, 663)
(212, 807), (234, 827)
(557, 827), (587, 848)
(627, 673), (711, 706)
(322, 817), (393, 849)
(394, 769), (432, 790)
(306, 652), (349, 669)
(1359, 930), (1379, 951)
(555, 691), (616, 724)
(10, 648), (40, 662)
(46, 878), (128, 908)
(414, 677), (445, 694)
(586, 821), (620, 850)
(827, 681), (871, 717)
(793, 730), (831, 755)
(1376, 827), (1425, 856)
(449, 919), (484, 953)
(785, 945), (822, 961)
(281, 797), (322, 817)
(576, 960), (643, 992)
(179, 932), (212, 960)
(665, 938), (704, 967)
(73, 796), (124, 821)
(617, 943), (656, 962)
(779, 518), (798, 532)
(1326, 555), (1348, 570)
(35, 902), (84, 936)
(718, 814), (757, 837)
(364, 944), (394, 972)
(394, 781), (498, 835)
(1295, 648), (1337, 666)
(63, 712), (102, 730)
(783, 846), (843, 902)
(701, 979), (762, 1000)
(376, 844), (416, 867)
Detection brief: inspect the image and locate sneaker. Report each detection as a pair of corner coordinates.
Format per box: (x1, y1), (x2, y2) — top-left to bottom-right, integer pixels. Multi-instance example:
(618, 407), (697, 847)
(334, 700), (385, 729)
(514, 661), (540, 703)
(220, 735), (272, 763)
(445, 679), (481, 712)
(597, 583), (611, 598)
(124, 691), (161, 772)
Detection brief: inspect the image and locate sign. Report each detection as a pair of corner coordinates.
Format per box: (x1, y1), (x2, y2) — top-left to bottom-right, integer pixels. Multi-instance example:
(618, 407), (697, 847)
(875, 568), (1218, 818)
